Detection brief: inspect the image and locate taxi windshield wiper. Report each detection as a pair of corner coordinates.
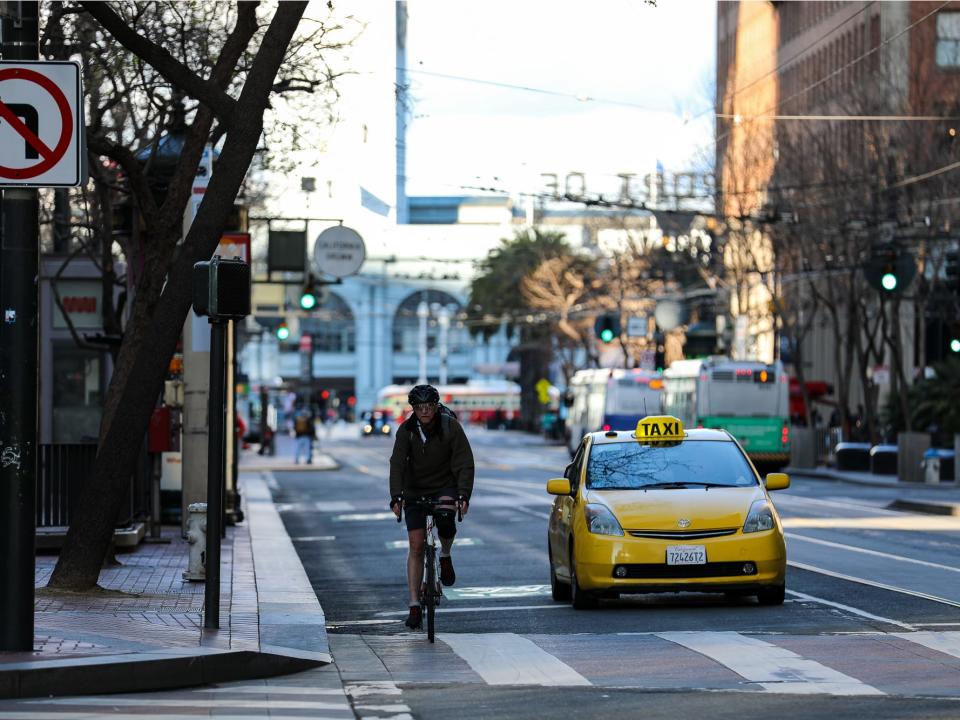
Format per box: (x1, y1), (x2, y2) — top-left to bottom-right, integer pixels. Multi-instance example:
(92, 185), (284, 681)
(642, 481), (729, 490)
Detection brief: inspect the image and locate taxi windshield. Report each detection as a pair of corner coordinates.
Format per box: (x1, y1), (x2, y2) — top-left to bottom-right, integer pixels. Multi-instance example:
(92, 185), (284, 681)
(586, 440), (758, 490)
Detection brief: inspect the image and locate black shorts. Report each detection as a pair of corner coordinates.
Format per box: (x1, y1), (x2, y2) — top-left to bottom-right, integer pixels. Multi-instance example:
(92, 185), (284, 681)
(404, 488), (458, 538)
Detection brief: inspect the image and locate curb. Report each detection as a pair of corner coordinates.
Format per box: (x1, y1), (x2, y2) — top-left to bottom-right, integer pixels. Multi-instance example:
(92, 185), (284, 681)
(784, 466), (960, 491)
(0, 649), (321, 700)
(887, 499), (960, 516)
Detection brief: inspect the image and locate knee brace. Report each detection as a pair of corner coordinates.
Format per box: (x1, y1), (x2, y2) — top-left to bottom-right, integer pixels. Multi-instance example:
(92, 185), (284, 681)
(434, 509), (457, 539)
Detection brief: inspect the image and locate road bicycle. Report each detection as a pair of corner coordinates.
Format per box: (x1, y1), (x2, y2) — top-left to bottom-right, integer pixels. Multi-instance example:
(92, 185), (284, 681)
(398, 497), (462, 643)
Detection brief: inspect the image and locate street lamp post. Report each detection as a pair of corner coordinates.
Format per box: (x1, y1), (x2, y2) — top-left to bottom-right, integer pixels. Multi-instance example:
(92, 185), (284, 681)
(417, 301), (429, 384)
(437, 305), (452, 386)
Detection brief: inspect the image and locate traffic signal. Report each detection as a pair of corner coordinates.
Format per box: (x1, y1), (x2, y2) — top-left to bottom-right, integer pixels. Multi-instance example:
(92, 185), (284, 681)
(951, 323), (960, 354)
(945, 249), (960, 293)
(276, 321), (290, 341)
(299, 275), (318, 310)
(192, 257), (251, 319)
(594, 313), (621, 343)
(864, 244), (915, 295)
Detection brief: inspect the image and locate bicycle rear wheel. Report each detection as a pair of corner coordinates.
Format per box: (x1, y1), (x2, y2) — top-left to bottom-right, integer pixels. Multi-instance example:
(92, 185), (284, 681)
(424, 546), (436, 643)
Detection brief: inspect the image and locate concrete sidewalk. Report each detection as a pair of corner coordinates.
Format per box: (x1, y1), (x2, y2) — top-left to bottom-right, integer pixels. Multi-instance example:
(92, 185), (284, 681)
(0, 472), (330, 700)
(239, 431), (339, 473)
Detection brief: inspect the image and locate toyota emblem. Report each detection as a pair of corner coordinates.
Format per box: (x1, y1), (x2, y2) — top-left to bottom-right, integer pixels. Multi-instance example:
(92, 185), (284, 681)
(677, 518), (691, 528)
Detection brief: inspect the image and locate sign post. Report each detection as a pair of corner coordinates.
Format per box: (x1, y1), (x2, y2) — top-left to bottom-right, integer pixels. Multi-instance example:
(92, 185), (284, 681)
(0, 2), (40, 653)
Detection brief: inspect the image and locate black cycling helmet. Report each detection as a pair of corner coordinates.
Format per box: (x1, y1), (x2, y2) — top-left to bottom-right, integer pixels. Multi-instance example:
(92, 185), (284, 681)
(408, 384), (440, 405)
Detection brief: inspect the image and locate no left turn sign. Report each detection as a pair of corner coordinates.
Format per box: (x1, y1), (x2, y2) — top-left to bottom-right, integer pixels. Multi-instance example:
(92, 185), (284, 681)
(0, 61), (83, 187)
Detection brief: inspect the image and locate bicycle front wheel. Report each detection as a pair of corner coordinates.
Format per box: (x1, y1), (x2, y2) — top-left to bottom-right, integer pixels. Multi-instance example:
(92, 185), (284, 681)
(424, 546), (436, 643)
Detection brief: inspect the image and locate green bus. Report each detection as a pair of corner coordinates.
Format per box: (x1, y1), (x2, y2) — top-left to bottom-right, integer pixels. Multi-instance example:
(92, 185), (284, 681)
(663, 358), (790, 467)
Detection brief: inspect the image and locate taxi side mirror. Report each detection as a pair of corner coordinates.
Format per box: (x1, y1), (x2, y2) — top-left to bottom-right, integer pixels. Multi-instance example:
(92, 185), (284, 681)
(764, 472), (790, 491)
(546, 478), (572, 495)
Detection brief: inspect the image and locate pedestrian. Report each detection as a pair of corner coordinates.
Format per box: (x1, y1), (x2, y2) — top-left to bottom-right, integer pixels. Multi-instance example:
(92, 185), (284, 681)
(293, 403), (315, 464)
(389, 384), (474, 630)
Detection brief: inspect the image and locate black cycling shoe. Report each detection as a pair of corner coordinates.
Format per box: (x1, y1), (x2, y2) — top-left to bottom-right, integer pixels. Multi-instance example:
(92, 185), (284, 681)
(404, 605), (422, 629)
(440, 556), (456, 586)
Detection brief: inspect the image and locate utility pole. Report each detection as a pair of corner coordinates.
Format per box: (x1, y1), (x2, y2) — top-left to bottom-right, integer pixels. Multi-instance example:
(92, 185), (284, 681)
(0, 0), (39, 652)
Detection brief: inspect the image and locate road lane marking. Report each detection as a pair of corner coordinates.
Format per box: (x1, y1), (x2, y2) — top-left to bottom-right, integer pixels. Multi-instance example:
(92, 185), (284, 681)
(276, 501), (355, 512)
(292, 535), (337, 542)
(510, 505), (550, 520)
(444, 584), (551, 600)
(440, 633), (591, 686)
(335, 512), (396, 521)
(344, 682), (403, 698)
(893, 631), (960, 660)
(203, 686), (347, 694)
(777, 494), (904, 516)
(385, 538), (483, 550)
(657, 631), (883, 695)
(785, 589), (915, 630)
(376, 604), (566, 616)
(787, 533), (960, 573)
(789, 560), (960, 608)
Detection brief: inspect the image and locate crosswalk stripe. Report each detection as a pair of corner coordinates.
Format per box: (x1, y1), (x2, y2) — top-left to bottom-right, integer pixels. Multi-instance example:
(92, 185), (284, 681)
(893, 631), (960, 659)
(657, 631), (884, 695)
(440, 632), (591, 686)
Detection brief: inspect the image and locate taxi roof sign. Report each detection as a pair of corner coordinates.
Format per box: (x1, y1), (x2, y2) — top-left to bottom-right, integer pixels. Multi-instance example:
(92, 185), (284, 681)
(635, 415), (685, 442)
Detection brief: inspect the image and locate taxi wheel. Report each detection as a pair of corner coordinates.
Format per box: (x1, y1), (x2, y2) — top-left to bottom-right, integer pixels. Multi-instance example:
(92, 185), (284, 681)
(757, 584), (785, 606)
(569, 547), (598, 610)
(549, 546), (571, 601)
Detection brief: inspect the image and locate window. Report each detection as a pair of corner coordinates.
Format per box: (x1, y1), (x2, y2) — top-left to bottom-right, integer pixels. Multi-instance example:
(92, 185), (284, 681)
(52, 346), (102, 443)
(937, 11), (960, 68)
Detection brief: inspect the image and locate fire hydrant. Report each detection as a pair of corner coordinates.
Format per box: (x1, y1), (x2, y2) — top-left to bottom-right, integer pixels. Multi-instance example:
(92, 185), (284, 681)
(183, 502), (207, 581)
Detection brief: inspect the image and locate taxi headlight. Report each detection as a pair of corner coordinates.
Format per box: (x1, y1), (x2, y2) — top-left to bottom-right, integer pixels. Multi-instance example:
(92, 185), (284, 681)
(743, 500), (775, 534)
(584, 504), (624, 536)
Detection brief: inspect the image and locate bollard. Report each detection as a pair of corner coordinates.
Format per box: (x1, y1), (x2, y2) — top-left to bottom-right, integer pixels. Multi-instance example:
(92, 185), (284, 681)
(183, 502), (207, 581)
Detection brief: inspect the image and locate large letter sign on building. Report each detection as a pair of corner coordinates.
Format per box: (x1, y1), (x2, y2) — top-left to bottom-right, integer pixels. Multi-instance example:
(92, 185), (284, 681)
(0, 61), (83, 187)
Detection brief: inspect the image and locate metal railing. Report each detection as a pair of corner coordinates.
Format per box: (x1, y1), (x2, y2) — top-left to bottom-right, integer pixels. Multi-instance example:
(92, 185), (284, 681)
(36, 444), (136, 528)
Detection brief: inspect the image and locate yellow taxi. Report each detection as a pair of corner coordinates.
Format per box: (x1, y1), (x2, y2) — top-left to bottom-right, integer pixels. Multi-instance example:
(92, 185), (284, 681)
(546, 415), (788, 609)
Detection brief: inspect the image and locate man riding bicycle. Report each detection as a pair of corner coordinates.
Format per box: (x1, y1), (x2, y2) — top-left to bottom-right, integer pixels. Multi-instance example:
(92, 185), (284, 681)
(389, 384), (475, 629)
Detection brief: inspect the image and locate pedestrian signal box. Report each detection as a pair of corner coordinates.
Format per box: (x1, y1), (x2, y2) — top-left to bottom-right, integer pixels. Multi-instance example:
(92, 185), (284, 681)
(192, 256), (251, 320)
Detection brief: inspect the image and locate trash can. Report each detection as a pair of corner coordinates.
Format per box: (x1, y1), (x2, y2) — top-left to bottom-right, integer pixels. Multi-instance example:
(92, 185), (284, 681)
(835, 442), (871, 471)
(869, 444), (898, 475)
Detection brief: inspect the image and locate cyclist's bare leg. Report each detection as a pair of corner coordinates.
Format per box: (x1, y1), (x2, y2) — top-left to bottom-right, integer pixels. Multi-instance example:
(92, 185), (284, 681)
(407, 528), (425, 605)
(437, 495), (457, 555)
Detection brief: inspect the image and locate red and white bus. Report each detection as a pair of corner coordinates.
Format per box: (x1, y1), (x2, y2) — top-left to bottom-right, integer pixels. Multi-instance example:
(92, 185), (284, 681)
(377, 381), (521, 425)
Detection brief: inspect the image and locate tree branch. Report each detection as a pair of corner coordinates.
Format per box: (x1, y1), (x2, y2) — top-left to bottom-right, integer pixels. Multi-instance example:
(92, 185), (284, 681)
(79, 1), (238, 121)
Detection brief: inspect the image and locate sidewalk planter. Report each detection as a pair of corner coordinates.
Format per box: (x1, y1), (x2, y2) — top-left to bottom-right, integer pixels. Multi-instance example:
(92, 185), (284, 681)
(790, 427), (818, 468)
(834, 442), (871, 471)
(869, 444), (898, 475)
(898, 432), (931, 484)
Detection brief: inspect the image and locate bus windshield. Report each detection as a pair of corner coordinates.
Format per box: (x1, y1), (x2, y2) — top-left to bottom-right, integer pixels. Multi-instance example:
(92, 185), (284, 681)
(586, 440), (757, 490)
(606, 378), (659, 416)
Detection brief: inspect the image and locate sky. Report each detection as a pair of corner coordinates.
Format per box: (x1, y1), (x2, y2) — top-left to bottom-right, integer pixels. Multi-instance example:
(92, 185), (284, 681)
(401, 0), (717, 200)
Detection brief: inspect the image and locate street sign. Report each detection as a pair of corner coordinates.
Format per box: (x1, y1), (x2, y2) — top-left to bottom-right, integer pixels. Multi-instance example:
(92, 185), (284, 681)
(626, 314), (648, 338)
(0, 61), (83, 187)
(313, 225), (365, 278)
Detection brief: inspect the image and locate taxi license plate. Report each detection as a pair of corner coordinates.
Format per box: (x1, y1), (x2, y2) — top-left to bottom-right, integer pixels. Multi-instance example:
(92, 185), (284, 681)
(666, 545), (706, 565)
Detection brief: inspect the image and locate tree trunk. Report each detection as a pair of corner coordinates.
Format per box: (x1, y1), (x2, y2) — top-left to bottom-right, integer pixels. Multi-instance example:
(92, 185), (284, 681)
(48, 2), (308, 590)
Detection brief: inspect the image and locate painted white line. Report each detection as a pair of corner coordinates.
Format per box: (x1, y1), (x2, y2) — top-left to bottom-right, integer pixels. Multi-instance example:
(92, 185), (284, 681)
(787, 533), (960, 574)
(782, 516), (960, 530)
(441, 633), (591, 686)
(913, 622), (960, 627)
(276, 501), (355, 513)
(510, 505), (551, 520)
(657, 631), (883, 695)
(445, 584), (551, 600)
(326, 619), (398, 626)
(785, 589), (915, 630)
(344, 682), (403, 698)
(355, 704), (412, 712)
(893, 631), (960, 660)
(292, 535), (337, 542)
(376, 603), (566, 617)
(385, 538), (483, 550)
(335, 512), (396, 521)
(789, 560), (960, 608)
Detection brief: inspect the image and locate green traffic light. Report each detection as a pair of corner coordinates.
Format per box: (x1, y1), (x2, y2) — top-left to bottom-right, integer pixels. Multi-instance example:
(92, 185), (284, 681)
(951, 338), (960, 353)
(276, 324), (290, 341)
(300, 292), (317, 310)
(600, 328), (615, 343)
(881, 272), (898, 292)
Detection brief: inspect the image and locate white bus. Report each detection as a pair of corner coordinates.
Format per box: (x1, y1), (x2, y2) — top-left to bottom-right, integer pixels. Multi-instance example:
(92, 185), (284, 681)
(565, 368), (664, 455)
(663, 358), (790, 465)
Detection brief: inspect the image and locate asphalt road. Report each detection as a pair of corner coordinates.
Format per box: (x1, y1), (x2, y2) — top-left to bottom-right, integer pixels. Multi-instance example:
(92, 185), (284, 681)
(272, 424), (960, 719)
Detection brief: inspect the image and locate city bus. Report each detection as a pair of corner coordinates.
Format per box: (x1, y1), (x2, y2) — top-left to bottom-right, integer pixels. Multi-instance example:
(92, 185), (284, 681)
(376, 380), (521, 425)
(565, 368), (664, 455)
(663, 357), (790, 466)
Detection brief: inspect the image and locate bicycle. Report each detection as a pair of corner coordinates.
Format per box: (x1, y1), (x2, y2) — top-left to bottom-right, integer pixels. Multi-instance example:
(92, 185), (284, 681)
(397, 496), (462, 643)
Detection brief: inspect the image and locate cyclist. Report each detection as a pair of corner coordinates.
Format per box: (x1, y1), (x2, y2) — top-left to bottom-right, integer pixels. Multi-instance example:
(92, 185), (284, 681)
(389, 384), (474, 629)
